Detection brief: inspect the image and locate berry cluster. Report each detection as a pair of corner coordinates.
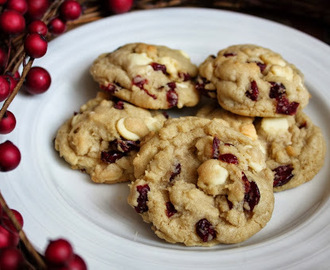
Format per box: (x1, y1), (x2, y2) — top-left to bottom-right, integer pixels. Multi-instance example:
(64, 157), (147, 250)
(0, 0), (85, 172)
(0, 206), (87, 269)
(0, 0), (87, 268)
(0, 0), (134, 268)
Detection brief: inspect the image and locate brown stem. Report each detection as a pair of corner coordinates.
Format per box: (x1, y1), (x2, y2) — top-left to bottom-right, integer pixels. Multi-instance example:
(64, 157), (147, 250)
(0, 191), (46, 269)
(0, 57), (33, 120)
(5, 45), (24, 74)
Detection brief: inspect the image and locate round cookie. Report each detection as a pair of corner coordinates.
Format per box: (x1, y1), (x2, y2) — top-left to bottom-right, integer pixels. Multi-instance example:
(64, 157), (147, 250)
(196, 102), (326, 192)
(128, 117), (274, 246)
(198, 44), (310, 117)
(55, 92), (167, 184)
(255, 110), (326, 192)
(90, 43), (200, 110)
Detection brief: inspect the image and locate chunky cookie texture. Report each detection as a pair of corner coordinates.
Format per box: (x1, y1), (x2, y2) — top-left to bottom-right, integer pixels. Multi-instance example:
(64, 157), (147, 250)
(54, 92), (167, 184)
(89, 43), (200, 109)
(196, 101), (258, 141)
(196, 102), (326, 192)
(255, 111), (326, 192)
(198, 44), (310, 117)
(128, 117), (274, 246)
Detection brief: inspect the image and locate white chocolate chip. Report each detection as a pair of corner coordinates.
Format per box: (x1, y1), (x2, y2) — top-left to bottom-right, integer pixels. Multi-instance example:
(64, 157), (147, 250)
(176, 82), (188, 89)
(261, 54), (286, 67)
(261, 117), (289, 134)
(240, 123), (258, 140)
(159, 57), (178, 75)
(116, 118), (142, 140)
(128, 53), (153, 66)
(270, 65), (293, 80)
(197, 159), (229, 189)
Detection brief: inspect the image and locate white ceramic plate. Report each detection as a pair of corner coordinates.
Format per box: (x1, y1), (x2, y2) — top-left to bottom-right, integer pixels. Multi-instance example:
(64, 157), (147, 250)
(1, 7), (329, 269)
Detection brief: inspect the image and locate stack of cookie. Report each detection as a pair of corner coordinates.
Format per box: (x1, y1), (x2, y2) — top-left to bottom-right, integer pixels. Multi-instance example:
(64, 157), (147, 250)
(54, 43), (325, 246)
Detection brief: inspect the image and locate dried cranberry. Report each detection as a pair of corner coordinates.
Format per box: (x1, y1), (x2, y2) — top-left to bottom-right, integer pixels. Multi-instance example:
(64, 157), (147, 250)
(245, 80), (259, 101)
(219, 153), (238, 164)
(276, 96), (299, 115)
(178, 72), (191, 81)
(166, 90), (178, 108)
(114, 138), (140, 153)
(135, 184), (150, 213)
(269, 82), (286, 99)
(223, 53), (236, 57)
(242, 172), (260, 212)
(165, 202), (177, 218)
(195, 78), (207, 92)
(256, 61), (266, 73)
(195, 218), (216, 242)
(169, 163), (181, 182)
(132, 75), (157, 99)
(150, 62), (167, 75)
(113, 99), (124, 110)
(132, 75), (148, 89)
(299, 122), (307, 129)
(167, 82), (176, 90)
(101, 83), (117, 94)
(273, 164), (294, 187)
(212, 136), (220, 159)
(100, 150), (125, 163)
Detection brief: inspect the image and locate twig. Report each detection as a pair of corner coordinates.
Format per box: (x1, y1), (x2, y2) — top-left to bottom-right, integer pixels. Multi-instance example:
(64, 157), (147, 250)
(0, 191), (46, 269)
(0, 58), (33, 119)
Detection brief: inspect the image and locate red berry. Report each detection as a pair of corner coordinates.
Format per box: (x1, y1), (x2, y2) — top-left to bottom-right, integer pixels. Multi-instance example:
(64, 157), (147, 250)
(0, 111), (16, 134)
(24, 66), (51, 94)
(24, 33), (48, 58)
(6, 0), (28, 14)
(0, 10), (25, 35)
(26, 0), (49, 19)
(0, 76), (10, 102)
(3, 74), (18, 94)
(0, 141), (21, 172)
(12, 71), (20, 80)
(60, 0), (82, 21)
(45, 239), (74, 266)
(28, 20), (48, 36)
(62, 254), (87, 270)
(107, 0), (133, 14)
(0, 225), (19, 248)
(0, 247), (25, 269)
(2, 209), (24, 232)
(48, 17), (66, 35)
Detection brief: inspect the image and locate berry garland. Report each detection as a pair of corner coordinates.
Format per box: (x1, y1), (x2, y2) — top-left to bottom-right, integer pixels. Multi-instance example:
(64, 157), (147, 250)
(0, 0), (133, 268)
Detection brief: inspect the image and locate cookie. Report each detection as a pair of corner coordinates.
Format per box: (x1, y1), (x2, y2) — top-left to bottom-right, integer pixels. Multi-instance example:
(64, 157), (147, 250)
(198, 44), (310, 117)
(128, 117), (274, 246)
(54, 92), (167, 184)
(90, 43), (200, 109)
(255, 110), (326, 192)
(196, 102), (326, 192)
